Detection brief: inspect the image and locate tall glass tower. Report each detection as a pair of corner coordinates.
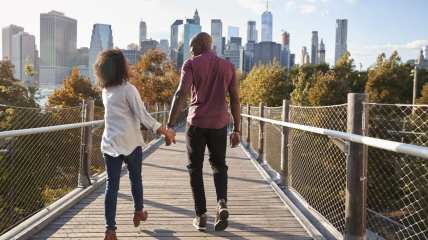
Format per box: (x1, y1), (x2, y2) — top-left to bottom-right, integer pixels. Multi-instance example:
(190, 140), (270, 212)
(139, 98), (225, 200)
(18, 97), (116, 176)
(139, 21), (147, 47)
(311, 31), (319, 64)
(261, 1), (273, 42)
(211, 19), (223, 56)
(247, 21), (258, 43)
(89, 24), (113, 83)
(335, 19), (348, 64)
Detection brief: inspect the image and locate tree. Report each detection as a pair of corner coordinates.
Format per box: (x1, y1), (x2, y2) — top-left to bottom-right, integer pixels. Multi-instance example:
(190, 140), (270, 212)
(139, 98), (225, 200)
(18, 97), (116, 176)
(48, 68), (101, 107)
(130, 49), (180, 105)
(240, 61), (292, 106)
(308, 70), (349, 106)
(417, 83), (428, 104)
(290, 63), (329, 106)
(365, 51), (413, 103)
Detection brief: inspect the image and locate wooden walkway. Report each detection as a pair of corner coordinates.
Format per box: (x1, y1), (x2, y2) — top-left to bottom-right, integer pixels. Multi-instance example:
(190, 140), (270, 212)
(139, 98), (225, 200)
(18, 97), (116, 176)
(32, 132), (312, 240)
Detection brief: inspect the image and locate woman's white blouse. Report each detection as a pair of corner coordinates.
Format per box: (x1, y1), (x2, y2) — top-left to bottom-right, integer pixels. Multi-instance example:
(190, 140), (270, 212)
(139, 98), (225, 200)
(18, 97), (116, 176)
(101, 82), (161, 157)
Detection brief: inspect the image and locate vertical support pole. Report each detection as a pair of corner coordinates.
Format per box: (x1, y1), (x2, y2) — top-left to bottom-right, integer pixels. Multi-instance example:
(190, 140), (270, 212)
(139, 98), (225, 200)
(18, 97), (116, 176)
(280, 100), (290, 186)
(163, 103), (168, 126)
(239, 105), (243, 134)
(78, 99), (94, 188)
(258, 102), (265, 162)
(345, 93), (368, 240)
(246, 104), (251, 146)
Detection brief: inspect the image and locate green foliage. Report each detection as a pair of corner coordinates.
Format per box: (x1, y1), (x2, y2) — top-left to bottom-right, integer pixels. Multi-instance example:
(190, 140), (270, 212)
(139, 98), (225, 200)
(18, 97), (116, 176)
(417, 83), (428, 104)
(308, 70), (349, 106)
(365, 51), (413, 103)
(240, 61), (292, 106)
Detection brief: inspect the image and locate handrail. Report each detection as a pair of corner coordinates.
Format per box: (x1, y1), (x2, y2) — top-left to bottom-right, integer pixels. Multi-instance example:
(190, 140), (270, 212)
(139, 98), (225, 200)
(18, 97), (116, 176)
(0, 111), (169, 139)
(242, 113), (428, 160)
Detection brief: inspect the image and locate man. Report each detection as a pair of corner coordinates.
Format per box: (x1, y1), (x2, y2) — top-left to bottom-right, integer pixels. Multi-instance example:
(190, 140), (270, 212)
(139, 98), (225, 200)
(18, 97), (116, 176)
(167, 32), (241, 231)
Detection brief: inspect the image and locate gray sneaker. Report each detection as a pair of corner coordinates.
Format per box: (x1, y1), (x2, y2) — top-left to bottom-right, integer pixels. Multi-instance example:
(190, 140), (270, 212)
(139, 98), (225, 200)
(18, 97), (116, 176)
(214, 199), (229, 231)
(193, 213), (207, 231)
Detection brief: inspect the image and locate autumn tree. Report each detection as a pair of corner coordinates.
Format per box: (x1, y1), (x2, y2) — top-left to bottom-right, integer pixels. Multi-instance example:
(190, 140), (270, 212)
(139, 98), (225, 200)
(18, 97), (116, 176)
(130, 49), (180, 105)
(365, 51), (413, 103)
(308, 70), (349, 106)
(48, 68), (101, 107)
(240, 61), (292, 106)
(417, 83), (428, 104)
(290, 63), (329, 105)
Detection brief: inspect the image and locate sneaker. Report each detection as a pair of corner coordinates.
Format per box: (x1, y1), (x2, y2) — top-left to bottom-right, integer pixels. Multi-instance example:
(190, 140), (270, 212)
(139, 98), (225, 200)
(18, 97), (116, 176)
(192, 213), (207, 231)
(214, 199), (229, 231)
(133, 210), (148, 227)
(104, 230), (117, 240)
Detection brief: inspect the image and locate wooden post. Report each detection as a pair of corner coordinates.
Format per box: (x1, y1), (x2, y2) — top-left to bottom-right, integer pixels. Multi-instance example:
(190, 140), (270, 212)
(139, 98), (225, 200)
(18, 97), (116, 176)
(280, 100), (290, 186)
(246, 104), (251, 146)
(78, 99), (94, 188)
(258, 103), (265, 162)
(345, 93), (368, 240)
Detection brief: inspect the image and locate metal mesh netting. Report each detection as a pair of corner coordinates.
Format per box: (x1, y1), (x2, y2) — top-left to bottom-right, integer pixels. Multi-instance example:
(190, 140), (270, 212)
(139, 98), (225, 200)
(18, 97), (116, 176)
(250, 106), (260, 153)
(288, 104), (348, 233)
(0, 104), (171, 235)
(264, 107), (283, 172)
(0, 105), (82, 235)
(365, 103), (428, 240)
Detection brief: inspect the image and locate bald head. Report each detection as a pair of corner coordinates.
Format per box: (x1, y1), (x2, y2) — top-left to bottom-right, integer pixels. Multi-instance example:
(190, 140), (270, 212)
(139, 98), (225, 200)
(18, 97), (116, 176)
(190, 32), (212, 56)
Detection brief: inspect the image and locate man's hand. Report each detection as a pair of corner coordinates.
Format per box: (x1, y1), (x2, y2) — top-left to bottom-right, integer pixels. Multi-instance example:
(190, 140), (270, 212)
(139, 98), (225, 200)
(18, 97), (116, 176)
(230, 132), (240, 148)
(165, 128), (176, 145)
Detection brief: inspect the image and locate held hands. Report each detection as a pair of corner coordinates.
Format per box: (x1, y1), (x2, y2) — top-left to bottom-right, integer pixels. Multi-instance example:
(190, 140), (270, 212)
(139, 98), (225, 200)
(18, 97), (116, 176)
(230, 131), (241, 148)
(164, 128), (176, 146)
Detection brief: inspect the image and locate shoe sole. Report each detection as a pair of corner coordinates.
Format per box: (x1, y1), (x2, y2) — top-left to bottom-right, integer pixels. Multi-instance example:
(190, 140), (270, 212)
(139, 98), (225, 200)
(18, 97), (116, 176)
(193, 222), (207, 231)
(133, 211), (148, 227)
(214, 209), (229, 231)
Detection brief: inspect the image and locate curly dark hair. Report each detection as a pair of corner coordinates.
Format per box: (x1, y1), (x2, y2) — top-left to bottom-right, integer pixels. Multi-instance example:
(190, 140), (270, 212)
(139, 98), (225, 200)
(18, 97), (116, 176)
(94, 49), (129, 88)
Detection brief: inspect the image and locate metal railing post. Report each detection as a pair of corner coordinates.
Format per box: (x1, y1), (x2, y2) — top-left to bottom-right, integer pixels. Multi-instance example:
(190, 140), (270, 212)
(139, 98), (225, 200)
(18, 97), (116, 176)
(345, 93), (368, 240)
(258, 102), (265, 162)
(163, 103), (168, 126)
(280, 100), (290, 186)
(246, 104), (251, 146)
(239, 105), (243, 134)
(78, 99), (94, 188)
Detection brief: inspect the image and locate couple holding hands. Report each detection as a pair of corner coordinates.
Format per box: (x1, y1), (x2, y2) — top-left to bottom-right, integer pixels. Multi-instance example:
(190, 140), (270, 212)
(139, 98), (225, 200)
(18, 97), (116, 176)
(96, 32), (241, 240)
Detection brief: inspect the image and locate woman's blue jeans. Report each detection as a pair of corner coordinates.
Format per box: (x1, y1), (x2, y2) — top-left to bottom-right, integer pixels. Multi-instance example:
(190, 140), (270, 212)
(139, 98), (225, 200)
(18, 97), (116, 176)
(103, 146), (143, 230)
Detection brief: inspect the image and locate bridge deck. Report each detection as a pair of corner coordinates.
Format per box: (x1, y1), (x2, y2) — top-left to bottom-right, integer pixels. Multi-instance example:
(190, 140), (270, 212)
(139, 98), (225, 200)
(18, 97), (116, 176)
(32, 132), (312, 239)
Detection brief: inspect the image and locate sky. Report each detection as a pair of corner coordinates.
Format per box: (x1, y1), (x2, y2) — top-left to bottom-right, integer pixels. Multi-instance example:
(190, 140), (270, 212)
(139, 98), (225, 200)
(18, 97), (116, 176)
(1, 0), (427, 68)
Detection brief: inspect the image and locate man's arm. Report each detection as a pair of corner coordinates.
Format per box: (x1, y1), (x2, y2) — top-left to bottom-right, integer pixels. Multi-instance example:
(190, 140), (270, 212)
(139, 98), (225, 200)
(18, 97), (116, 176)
(229, 70), (241, 132)
(167, 61), (192, 128)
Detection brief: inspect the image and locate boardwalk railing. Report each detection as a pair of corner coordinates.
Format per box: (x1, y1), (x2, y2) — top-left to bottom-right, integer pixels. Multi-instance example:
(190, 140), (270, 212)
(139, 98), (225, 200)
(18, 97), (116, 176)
(0, 100), (176, 237)
(241, 93), (428, 240)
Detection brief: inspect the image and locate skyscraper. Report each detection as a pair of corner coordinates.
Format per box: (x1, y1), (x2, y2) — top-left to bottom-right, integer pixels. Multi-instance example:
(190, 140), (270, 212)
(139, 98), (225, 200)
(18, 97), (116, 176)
(224, 37), (243, 71)
(319, 39), (326, 64)
(140, 39), (159, 55)
(40, 11), (77, 88)
(211, 19), (223, 56)
(227, 26), (239, 41)
(247, 21), (257, 43)
(180, 19), (201, 64)
(193, 9), (200, 25)
(159, 39), (169, 55)
(311, 31), (319, 64)
(335, 19), (348, 64)
(89, 24), (113, 83)
(139, 20), (147, 47)
(423, 46), (428, 60)
(281, 31), (290, 68)
(254, 42), (281, 65)
(170, 19), (183, 61)
(261, 1), (273, 42)
(2, 24), (24, 60)
(301, 46), (309, 65)
(11, 31), (37, 85)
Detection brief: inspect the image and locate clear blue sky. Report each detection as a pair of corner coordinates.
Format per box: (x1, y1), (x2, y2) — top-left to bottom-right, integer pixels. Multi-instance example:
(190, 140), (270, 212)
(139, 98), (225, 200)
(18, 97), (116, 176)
(1, 0), (427, 68)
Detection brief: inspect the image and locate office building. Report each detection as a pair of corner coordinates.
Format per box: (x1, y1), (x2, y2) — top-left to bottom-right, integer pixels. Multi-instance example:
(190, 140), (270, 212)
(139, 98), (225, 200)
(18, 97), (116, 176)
(290, 53), (295, 68)
(89, 24), (113, 83)
(227, 26), (239, 41)
(40, 11), (77, 88)
(261, 2), (273, 42)
(311, 31), (319, 64)
(424, 46), (428, 60)
(335, 19), (348, 64)
(2, 24), (24, 60)
(73, 47), (89, 78)
(254, 41), (281, 65)
(416, 50), (428, 70)
(244, 41), (256, 73)
(127, 43), (139, 51)
(11, 31), (37, 85)
(181, 19), (202, 63)
(141, 39), (159, 55)
(247, 21), (257, 43)
(170, 20), (183, 61)
(319, 39), (326, 64)
(193, 9), (200, 25)
(301, 46), (309, 65)
(123, 49), (141, 65)
(159, 39), (169, 55)
(224, 37), (243, 71)
(211, 19), (223, 56)
(281, 31), (290, 68)
(139, 21), (147, 47)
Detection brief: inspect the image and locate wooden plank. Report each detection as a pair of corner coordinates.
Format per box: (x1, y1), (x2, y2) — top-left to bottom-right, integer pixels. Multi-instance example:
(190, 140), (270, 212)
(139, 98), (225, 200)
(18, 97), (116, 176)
(31, 131), (312, 239)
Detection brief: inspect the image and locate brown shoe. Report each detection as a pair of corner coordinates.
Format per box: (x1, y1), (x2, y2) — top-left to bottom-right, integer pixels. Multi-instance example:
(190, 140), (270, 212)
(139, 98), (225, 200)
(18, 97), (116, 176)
(104, 230), (117, 240)
(133, 210), (148, 227)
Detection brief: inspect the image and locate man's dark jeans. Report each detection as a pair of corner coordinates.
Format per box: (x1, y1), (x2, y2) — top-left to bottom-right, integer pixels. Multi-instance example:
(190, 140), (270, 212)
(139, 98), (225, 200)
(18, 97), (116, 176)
(186, 124), (228, 216)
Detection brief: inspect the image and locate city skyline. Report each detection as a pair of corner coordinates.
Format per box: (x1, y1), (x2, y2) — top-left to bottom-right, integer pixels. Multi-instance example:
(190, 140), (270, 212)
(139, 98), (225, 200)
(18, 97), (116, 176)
(0, 0), (427, 68)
